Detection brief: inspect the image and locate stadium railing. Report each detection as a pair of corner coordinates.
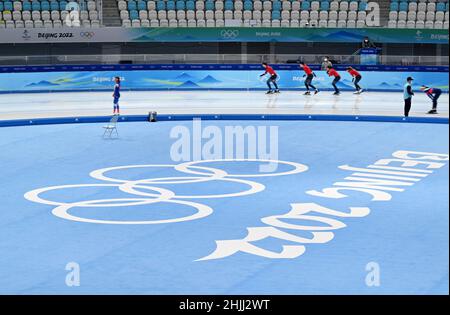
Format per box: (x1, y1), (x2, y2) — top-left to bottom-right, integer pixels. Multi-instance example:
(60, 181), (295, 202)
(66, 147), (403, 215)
(0, 53), (448, 66)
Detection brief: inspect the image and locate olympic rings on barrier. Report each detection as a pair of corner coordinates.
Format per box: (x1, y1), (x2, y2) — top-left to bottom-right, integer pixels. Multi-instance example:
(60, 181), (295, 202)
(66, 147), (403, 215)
(79, 32), (95, 39)
(220, 30), (240, 39)
(24, 159), (309, 225)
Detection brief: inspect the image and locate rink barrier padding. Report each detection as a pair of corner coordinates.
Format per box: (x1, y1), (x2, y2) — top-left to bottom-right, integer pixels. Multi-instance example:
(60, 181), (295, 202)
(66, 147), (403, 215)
(1, 63), (447, 93)
(0, 114), (448, 128)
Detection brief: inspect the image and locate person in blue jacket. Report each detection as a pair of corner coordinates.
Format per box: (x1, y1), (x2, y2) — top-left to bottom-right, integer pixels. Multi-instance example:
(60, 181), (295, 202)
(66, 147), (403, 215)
(112, 77), (121, 115)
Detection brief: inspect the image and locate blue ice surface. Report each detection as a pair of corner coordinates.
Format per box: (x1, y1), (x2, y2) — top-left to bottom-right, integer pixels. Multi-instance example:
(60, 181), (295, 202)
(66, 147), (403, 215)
(0, 120), (448, 294)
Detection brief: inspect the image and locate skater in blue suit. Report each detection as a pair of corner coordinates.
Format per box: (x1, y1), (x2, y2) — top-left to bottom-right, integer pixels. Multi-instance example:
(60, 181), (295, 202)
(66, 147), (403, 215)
(113, 77), (121, 115)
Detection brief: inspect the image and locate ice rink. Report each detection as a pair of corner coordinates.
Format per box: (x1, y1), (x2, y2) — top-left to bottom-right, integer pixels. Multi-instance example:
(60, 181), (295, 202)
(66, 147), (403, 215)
(0, 119), (448, 294)
(0, 89), (448, 294)
(0, 90), (448, 120)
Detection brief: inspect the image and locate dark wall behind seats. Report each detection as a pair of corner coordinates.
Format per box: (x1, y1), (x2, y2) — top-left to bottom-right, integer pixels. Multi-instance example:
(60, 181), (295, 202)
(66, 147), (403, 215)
(0, 42), (447, 58)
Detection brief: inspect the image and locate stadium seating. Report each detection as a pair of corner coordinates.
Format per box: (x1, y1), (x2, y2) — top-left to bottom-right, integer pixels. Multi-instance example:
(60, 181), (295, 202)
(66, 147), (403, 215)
(0, 0), (101, 28)
(118, 0), (381, 28)
(388, 0), (449, 29)
(1, 0), (449, 29)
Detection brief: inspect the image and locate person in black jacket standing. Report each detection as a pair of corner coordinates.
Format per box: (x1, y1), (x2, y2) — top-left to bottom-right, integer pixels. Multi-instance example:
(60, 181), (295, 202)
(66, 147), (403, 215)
(403, 77), (414, 117)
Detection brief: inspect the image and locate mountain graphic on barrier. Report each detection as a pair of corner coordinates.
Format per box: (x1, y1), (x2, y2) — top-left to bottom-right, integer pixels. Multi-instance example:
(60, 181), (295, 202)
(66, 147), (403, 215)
(178, 80), (200, 88)
(26, 80), (60, 87)
(198, 75), (222, 84)
(176, 73), (195, 80)
(377, 82), (401, 88)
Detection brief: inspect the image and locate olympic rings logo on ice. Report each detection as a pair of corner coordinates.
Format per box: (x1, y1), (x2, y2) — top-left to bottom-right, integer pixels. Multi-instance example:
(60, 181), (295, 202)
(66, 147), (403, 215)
(24, 159), (308, 225)
(220, 30), (239, 39)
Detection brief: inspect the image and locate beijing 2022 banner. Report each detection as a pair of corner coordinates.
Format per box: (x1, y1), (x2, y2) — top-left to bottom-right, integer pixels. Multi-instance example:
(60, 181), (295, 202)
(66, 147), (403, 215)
(0, 27), (448, 44)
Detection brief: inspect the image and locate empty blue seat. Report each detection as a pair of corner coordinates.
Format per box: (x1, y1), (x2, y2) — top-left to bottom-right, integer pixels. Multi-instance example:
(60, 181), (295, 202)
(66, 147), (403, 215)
(272, 10), (281, 20)
(390, 2), (398, 11)
(23, 2), (32, 10)
(0, 2), (3, 11)
(129, 10), (139, 20)
(359, 1), (367, 10)
(436, 3), (445, 11)
(321, 1), (329, 10)
(273, 1), (282, 10)
(49, 1), (58, 11)
(165, 0), (175, 10)
(31, 1), (41, 11)
(60, 1), (68, 10)
(205, 1), (214, 10)
(128, 1), (137, 11)
(244, 0), (253, 11)
(3, 1), (13, 11)
(399, 2), (408, 11)
(175, 1), (185, 10)
(186, 0), (195, 10)
(224, 1), (234, 11)
(156, 1), (166, 11)
(137, 0), (146, 10)
(41, 1), (50, 11)
(301, 1), (310, 10)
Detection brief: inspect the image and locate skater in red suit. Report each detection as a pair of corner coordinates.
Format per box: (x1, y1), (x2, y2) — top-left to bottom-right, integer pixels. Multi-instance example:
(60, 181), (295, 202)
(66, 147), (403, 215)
(327, 66), (341, 95)
(260, 62), (280, 94)
(299, 62), (319, 95)
(346, 66), (363, 94)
